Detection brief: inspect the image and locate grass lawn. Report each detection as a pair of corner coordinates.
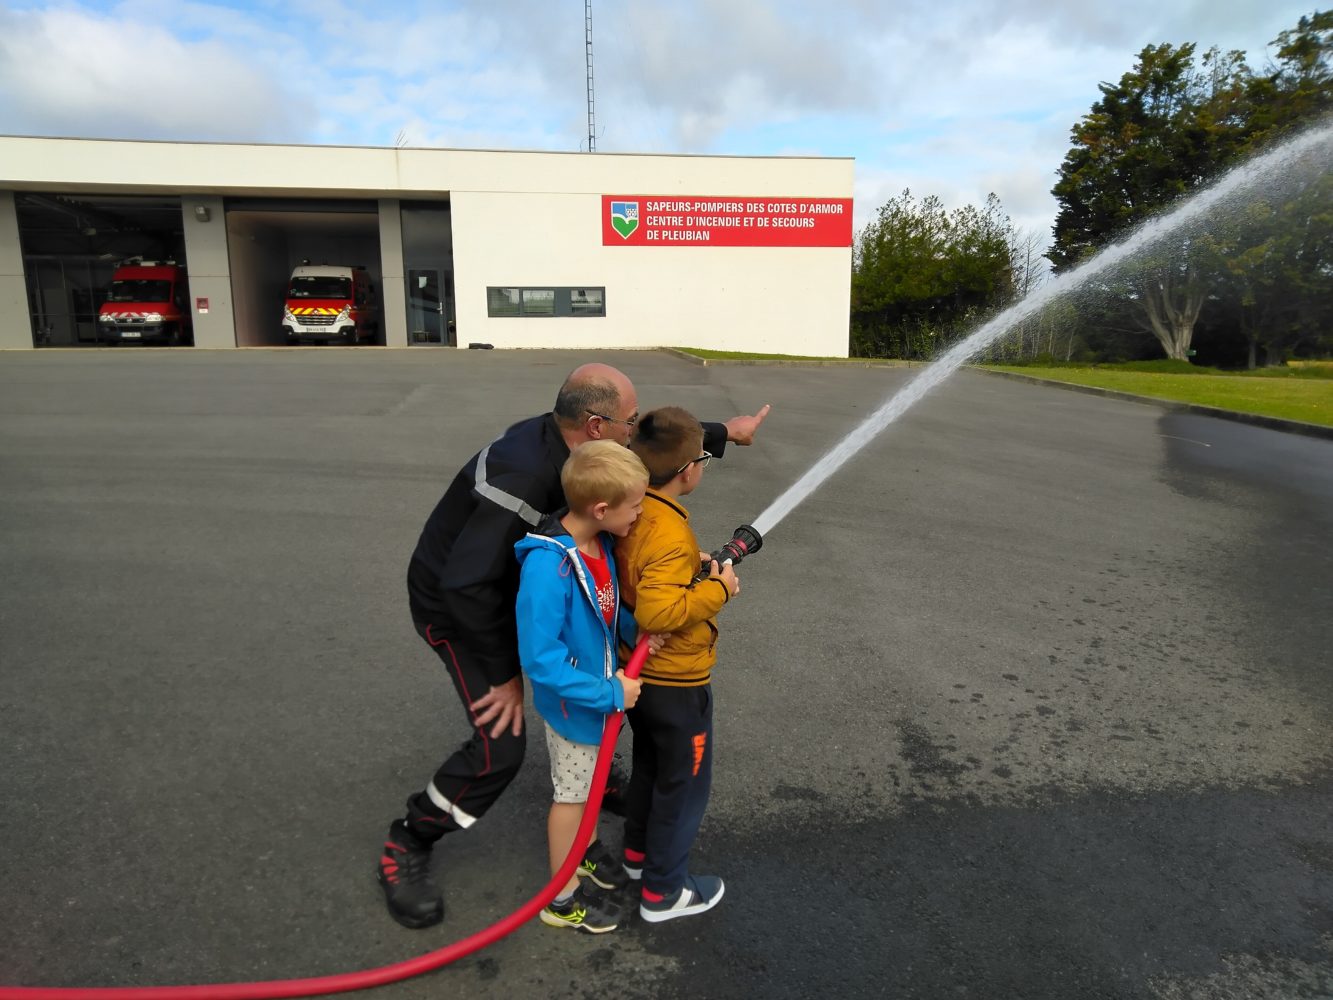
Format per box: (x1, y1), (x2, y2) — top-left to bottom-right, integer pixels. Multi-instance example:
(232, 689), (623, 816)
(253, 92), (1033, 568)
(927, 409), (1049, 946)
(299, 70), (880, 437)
(670, 347), (905, 363)
(983, 363), (1333, 427)
(668, 348), (1332, 427)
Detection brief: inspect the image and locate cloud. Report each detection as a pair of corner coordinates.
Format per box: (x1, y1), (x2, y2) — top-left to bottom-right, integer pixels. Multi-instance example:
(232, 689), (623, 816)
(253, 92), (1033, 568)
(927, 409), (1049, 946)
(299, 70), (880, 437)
(0, 0), (1317, 246)
(0, 2), (311, 142)
(590, 0), (878, 149)
(842, 0), (1301, 57)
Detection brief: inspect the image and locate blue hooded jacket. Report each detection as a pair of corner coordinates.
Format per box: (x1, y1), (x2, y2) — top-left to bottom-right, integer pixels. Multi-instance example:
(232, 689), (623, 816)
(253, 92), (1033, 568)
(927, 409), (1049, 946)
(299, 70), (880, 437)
(515, 514), (638, 745)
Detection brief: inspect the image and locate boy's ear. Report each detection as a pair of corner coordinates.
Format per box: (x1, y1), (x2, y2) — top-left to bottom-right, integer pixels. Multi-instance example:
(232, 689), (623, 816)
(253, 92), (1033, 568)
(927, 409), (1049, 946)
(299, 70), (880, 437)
(591, 500), (610, 520)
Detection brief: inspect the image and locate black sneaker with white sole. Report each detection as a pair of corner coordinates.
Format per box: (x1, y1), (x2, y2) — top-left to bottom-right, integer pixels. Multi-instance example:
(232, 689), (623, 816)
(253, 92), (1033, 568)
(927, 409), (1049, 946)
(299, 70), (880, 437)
(540, 883), (622, 934)
(578, 839), (629, 890)
(639, 873), (725, 923)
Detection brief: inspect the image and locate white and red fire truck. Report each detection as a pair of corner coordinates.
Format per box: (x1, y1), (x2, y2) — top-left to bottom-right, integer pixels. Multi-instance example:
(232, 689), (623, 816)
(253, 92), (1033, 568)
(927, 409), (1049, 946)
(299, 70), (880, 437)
(281, 264), (379, 345)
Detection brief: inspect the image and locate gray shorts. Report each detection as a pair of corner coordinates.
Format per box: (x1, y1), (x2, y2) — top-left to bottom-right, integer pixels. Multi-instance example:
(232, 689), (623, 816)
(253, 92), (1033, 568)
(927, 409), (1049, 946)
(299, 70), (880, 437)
(544, 722), (600, 804)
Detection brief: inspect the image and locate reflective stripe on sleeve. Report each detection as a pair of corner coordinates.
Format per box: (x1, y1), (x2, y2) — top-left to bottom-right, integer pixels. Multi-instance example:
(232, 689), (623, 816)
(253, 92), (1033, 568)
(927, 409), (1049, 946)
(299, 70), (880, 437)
(474, 444), (542, 527)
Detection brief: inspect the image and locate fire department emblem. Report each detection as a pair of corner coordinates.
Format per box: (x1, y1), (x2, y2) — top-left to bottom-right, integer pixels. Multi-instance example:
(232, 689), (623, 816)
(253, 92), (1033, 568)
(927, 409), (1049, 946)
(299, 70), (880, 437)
(610, 201), (639, 239)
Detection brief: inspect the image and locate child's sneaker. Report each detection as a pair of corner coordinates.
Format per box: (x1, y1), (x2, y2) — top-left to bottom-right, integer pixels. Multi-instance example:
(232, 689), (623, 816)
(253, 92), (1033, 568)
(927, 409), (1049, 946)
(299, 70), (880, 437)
(622, 847), (645, 881)
(639, 874), (725, 923)
(540, 883), (622, 934)
(577, 839), (629, 890)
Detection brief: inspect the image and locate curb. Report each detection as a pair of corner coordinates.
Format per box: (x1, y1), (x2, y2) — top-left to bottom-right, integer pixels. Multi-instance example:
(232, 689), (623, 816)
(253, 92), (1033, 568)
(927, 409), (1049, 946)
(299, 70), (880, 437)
(971, 367), (1333, 441)
(661, 348), (915, 369)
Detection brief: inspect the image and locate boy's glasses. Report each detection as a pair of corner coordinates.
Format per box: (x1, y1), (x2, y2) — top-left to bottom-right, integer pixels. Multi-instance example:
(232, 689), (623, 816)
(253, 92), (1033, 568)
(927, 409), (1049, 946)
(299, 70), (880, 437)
(585, 409), (639, 427)
(671, 451), (712, 478)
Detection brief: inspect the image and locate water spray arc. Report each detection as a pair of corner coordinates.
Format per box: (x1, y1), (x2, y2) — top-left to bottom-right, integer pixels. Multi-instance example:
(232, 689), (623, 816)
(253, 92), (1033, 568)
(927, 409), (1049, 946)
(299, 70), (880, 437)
(751, 122), (1333, 539)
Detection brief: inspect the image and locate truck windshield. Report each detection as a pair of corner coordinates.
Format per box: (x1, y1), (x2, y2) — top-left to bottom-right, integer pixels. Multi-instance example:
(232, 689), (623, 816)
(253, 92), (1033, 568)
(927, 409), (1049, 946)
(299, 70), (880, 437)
(109, 279), (172, 303)
(289, 276), (351, 299)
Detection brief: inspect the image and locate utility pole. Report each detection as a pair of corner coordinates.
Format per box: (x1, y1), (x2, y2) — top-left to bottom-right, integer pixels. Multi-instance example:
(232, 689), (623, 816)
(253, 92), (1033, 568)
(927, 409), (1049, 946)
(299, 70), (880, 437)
(585, 0), (596, 152)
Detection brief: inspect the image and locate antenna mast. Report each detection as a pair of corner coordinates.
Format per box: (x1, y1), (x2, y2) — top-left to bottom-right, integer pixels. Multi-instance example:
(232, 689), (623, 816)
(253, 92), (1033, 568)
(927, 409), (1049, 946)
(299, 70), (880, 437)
(584, 0), (596, 152)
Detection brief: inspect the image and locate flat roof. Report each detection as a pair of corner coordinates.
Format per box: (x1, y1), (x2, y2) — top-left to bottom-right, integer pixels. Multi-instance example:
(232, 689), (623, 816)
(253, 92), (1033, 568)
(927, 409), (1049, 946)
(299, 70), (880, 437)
(0, 135), (854, 199)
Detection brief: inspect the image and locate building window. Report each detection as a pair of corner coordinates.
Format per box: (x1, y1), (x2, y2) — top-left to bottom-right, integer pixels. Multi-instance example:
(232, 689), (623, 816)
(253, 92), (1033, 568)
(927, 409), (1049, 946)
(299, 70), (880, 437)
(570, 288), (605, 315)
(487, 287), (521, 317)
(522, 288), (555, 316)
(486, 287), (605, 317)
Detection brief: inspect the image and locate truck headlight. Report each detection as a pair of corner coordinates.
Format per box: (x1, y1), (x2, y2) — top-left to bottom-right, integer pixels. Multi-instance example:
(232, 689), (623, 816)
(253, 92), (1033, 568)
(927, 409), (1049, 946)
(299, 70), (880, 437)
(143, 312), (164, 323)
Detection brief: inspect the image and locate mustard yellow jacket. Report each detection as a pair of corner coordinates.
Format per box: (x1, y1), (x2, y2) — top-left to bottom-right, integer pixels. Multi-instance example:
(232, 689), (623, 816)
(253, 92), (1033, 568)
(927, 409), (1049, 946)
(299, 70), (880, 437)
(614, 491), (731, 686)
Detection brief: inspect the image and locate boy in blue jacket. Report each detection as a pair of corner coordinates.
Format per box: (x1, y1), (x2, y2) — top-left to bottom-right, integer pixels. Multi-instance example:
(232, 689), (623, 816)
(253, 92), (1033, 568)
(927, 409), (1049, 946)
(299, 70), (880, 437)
(515, 440), (656, 933)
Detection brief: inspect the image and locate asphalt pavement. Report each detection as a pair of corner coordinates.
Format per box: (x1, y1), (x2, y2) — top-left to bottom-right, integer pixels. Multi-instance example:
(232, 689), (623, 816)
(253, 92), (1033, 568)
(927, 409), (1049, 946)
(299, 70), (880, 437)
(1, 349), (1329, 999)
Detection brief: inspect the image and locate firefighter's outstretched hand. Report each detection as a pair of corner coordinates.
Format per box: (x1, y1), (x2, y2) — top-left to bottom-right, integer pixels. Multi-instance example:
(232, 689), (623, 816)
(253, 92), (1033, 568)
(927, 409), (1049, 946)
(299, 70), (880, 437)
(471, 676), (524, 738)
(724, 404), (771, 446)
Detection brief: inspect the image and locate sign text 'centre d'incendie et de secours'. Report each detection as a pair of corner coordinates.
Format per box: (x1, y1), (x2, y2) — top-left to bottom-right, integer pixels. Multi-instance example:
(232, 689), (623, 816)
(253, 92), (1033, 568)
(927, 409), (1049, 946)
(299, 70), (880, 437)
(602, 196), (853, 247)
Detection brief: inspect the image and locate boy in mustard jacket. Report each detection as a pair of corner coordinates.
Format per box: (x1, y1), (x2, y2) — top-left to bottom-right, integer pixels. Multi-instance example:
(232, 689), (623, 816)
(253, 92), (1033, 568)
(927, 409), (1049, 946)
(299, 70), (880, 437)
(615, 406), (741, 923)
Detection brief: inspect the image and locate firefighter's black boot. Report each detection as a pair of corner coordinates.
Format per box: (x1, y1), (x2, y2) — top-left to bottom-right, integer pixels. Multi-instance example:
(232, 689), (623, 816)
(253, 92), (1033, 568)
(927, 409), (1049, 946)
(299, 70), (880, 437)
(376, 820), (444, 929)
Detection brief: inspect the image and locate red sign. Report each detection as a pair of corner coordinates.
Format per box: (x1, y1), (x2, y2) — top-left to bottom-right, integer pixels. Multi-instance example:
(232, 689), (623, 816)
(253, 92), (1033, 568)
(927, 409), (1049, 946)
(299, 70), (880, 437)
(196, 297), (209, 314)
(602, 196), (853, 247)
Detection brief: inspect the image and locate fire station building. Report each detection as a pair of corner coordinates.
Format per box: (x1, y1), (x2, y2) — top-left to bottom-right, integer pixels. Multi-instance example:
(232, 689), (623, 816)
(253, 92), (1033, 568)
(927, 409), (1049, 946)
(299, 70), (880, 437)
(0, 136), (853, 356)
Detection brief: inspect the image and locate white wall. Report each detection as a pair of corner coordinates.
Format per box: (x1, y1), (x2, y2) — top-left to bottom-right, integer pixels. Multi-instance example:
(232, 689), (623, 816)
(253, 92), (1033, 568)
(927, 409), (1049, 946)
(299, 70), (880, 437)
(0, 138), (853, 204)
(450, 191), (851, 357)
(0, 138), (854, 355)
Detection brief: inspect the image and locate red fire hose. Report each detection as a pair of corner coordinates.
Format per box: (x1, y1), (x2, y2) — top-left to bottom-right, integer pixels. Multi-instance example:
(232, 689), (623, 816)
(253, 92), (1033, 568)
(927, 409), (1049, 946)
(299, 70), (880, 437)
(0, 637), (655, 1000)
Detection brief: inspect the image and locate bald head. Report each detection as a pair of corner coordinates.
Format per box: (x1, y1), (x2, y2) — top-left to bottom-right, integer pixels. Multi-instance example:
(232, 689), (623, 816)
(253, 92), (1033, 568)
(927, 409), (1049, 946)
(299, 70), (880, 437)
(554, 364), (639, 445)
(554, 364), (633, 425)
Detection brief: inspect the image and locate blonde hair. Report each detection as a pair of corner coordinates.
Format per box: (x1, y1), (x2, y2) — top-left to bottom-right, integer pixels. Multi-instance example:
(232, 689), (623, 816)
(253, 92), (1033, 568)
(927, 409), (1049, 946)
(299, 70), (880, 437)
(562, 440), (649, 512)
(629, 406), (704, 486)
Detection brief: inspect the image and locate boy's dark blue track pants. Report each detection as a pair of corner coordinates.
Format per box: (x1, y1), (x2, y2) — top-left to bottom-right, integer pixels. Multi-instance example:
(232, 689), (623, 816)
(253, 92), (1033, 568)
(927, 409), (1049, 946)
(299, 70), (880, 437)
(623, 682), (714, 896)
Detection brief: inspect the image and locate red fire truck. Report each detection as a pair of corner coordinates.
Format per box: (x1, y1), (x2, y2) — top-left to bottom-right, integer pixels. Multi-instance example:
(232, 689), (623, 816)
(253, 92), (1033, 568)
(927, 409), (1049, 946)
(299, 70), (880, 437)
(97, 260), (192, 346)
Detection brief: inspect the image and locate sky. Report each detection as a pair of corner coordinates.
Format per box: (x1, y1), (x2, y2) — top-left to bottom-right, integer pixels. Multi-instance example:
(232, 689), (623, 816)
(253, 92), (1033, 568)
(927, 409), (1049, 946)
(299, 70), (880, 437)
(0, 0), (1320, 248)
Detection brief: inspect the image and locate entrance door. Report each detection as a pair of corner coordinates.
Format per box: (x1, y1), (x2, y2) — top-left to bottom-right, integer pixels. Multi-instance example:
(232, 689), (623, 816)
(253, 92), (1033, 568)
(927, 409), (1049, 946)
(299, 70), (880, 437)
(407, 268), (445, 344)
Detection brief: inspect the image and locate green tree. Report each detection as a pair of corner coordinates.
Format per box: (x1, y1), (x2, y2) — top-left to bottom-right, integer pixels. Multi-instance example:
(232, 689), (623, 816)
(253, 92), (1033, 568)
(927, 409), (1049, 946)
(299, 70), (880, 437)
(1049, 43), (1252, 361)
(1222, 12), (1333, 365)
(1215, 174), (1333, 366)
(1245, 11), (1333, 148)
(851, 190), (1015, 358)
(1049, 14), (1333, 364)
(1052, 44), (1212, 268)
